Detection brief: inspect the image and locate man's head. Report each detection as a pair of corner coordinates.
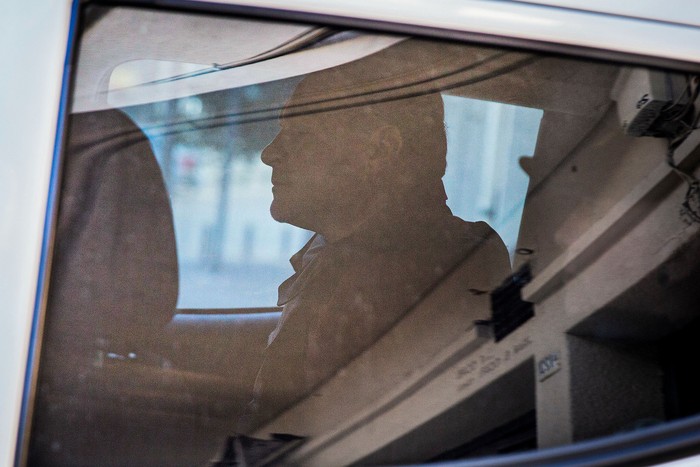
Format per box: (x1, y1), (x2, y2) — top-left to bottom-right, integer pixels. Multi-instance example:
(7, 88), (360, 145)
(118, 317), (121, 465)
(261, 67), (448, 240)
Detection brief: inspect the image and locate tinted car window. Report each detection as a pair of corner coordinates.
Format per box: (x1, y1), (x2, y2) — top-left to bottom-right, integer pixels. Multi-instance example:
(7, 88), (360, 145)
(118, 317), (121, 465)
(27, 5), (700, 466)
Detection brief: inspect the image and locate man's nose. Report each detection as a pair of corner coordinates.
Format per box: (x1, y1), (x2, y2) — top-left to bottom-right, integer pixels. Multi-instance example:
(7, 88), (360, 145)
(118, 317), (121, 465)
(261, 139), (281, 167)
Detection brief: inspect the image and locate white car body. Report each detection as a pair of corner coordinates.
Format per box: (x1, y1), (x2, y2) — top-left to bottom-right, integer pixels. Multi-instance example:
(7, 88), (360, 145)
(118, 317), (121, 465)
(2, 1), (700, 465)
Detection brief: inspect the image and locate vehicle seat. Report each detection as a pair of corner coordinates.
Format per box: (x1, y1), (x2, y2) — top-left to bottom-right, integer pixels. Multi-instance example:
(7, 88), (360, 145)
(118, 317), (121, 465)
(44, 108), (178, 360)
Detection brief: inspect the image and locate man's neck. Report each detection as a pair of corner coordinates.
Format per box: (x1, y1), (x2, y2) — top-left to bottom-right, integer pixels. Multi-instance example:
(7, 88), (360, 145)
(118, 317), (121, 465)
(317, 189), (451, 245)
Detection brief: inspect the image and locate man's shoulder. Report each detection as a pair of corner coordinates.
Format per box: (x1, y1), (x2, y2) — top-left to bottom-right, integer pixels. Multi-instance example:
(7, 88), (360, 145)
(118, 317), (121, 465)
(444, 217), (502, 245)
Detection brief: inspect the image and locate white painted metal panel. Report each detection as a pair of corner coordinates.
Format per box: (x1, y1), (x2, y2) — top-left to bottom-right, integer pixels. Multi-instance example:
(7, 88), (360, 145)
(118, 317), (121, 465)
(207, 0), (700, 64)
(0, 2), (73, 466)
(509, 0), (700, 28)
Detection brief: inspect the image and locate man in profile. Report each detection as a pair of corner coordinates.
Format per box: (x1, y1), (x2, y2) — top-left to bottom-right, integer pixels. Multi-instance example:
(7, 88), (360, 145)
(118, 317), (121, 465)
(248, 40), (511, 429)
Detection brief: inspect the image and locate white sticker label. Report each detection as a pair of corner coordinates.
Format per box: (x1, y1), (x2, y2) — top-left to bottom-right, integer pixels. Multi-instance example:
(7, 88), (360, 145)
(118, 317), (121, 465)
(538, 352), (561, 381)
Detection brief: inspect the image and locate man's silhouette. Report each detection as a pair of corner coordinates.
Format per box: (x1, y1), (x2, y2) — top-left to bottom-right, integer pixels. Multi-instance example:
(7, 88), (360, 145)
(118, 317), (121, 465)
(248, 41), (511, 429)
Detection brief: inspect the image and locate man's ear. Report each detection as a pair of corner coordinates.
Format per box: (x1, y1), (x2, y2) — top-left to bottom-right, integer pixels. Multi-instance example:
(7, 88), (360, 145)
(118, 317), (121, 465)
(369, 124), (403, 171)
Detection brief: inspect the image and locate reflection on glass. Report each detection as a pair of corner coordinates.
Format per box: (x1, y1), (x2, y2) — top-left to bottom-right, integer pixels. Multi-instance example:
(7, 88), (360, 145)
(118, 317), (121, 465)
(27, 6), (700, 467)
(126, 92), (542, 310)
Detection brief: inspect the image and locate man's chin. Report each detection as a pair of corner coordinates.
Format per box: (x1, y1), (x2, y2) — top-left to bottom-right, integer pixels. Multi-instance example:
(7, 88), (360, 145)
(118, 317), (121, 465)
(270, 201), (310, 230)
(269, 201), (292, 224)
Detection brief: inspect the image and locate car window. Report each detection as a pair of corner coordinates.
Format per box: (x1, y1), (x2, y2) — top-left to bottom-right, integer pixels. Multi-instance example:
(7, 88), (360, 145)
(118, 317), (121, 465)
(26, 5), (700, 466)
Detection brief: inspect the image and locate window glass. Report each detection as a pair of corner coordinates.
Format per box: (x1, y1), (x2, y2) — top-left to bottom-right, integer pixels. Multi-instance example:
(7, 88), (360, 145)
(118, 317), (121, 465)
(443, 96), (543, 259)
(27, 5), (700, 467)
(122, 92), (542, 309)
(122, 80), (311, 309)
